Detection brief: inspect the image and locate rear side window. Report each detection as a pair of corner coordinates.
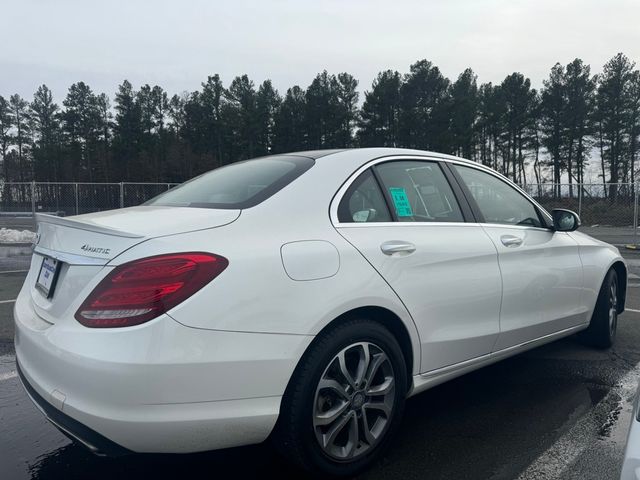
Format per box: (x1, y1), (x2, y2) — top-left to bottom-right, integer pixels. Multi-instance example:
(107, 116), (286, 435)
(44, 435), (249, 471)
(338, 169), (392, 223)
(453, 165), (544, 227)
(375, 161), (464, 222)
(146, 156), (314, 209)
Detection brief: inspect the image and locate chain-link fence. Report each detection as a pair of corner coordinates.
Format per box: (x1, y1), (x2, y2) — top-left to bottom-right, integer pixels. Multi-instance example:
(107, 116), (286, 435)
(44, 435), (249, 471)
(524, 183), (637, 227)
(524, 183), (638, 245)
(0, 182), (180, 231)
(1, 181), (639, 245)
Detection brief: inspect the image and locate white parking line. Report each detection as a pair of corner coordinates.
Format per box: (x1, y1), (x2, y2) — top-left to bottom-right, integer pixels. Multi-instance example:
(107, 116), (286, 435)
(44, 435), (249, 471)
(0, 299), (15, 304)
(626, 308), (640, 313)
(0, 270), (28, 274)
(516, 362), (640, 479)
(0, 370), (17, 381)
(0, 354), (17, 382)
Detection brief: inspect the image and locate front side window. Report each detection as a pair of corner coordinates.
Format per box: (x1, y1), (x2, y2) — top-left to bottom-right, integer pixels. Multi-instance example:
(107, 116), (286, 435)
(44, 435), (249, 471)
(338, 169), (391, 223)
(146, 156), (314, 209)
(454, 165), (544, 227)
(375, 161), (464, 223)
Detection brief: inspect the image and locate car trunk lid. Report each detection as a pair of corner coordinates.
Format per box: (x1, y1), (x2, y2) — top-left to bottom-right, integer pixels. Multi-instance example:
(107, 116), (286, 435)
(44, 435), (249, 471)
(28, 206), (240, 324)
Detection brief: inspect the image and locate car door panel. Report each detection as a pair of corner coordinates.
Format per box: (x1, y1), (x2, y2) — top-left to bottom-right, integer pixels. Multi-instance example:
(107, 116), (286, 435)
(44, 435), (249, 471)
(337, 224), (502, 373)
(450, 163), (584, 351)
(481, 226), (584, 351)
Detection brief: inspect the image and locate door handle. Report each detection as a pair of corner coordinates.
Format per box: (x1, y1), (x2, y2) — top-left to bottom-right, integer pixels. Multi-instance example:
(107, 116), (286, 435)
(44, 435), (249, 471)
(380, 241), (416, 256)
(500, 235), (523, 247)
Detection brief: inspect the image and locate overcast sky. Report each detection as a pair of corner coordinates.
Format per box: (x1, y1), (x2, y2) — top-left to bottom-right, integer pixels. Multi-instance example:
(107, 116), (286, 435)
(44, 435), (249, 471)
(1, 0), (639, 101)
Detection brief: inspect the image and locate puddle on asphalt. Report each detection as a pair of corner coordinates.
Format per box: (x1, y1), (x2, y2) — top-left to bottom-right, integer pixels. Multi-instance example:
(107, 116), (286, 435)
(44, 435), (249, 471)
(596, 366), (640, 448)
(588, 386), (609, 406)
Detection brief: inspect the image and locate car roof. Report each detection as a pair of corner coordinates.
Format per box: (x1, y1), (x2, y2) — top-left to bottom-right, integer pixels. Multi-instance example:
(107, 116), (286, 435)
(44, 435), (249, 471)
(279, 149), (348, 159)
(279, 147), (480, 168)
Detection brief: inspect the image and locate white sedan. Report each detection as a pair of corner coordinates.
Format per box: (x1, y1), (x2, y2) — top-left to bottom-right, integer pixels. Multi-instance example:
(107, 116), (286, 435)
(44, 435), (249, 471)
(15, 148), (626, 476)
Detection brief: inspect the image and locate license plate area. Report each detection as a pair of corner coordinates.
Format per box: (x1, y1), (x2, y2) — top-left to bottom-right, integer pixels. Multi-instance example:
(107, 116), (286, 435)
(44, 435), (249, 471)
(36, 256), (61, 299)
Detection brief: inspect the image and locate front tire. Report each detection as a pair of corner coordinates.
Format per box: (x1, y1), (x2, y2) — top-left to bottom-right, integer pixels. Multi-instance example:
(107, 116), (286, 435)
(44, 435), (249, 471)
(273, 318), (407, 477)
(581, 268), (619, 349)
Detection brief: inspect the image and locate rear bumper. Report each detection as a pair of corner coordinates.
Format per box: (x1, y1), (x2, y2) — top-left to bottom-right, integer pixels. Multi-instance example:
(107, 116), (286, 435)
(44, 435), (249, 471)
(14, 288), (313, 454)
(17, 360), (131, 456)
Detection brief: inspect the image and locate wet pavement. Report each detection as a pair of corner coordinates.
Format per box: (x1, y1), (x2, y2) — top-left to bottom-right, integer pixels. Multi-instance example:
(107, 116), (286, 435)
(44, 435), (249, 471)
(2, 251), (640, 479)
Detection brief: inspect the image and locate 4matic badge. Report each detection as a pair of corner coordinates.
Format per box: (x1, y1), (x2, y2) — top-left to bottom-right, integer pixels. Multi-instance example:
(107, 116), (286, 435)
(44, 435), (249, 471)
(81, 244), (111, 255)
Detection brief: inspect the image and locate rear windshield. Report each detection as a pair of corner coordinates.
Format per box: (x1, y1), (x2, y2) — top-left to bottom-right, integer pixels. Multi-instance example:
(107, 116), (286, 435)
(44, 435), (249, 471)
(146, 156), (314, 209)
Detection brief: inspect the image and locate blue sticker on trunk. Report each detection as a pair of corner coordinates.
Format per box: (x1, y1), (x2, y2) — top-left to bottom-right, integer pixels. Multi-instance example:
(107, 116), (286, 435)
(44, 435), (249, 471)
(389, 188), (413, 217)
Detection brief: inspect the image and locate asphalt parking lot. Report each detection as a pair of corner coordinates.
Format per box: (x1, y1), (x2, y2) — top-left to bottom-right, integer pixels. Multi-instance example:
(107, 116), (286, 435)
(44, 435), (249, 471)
(2, 251), (640, 479)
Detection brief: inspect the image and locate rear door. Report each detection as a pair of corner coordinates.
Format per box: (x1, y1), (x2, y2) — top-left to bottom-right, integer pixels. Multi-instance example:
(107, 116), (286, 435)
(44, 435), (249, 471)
(333, 158), (502, 374)
(450, 163), (583, 351)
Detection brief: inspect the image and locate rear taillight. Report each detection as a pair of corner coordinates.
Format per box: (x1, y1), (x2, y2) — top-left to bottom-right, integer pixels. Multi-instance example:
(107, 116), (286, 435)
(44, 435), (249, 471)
(75, 252), (228, 328)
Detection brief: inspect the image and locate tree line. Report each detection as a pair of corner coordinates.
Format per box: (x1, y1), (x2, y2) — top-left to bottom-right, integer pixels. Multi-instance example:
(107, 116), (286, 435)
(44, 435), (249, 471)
(1, 52), (639, 199)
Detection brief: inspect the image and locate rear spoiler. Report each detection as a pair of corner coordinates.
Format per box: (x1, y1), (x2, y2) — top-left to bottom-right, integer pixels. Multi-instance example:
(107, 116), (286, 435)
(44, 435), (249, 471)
(35, 214), (144, 239)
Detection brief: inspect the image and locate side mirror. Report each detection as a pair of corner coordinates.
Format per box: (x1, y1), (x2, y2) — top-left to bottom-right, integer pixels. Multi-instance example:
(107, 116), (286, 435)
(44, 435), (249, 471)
(352, 209), (377, 222)
(552, 209), (580, 232)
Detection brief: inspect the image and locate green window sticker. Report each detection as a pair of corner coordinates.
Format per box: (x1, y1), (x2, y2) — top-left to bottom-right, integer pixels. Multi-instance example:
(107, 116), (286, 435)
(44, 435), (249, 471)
(389, 187), (413, 217)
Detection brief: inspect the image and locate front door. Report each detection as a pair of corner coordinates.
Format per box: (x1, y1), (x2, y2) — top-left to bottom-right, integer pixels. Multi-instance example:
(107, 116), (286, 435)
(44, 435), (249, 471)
(450, 164), (584, 351)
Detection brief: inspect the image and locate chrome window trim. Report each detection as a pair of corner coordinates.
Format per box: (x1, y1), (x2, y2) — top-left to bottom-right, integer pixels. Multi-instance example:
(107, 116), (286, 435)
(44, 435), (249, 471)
(336, 222), (553, 232)
(336, 221), (480, 228)
(444, 159), (554, 226)
(330, 154), (554, 228)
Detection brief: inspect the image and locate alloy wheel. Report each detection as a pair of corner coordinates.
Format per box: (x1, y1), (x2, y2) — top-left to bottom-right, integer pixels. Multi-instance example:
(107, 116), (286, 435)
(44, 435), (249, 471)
(312, 342), (395, 461)
(609, 279), (618, 337)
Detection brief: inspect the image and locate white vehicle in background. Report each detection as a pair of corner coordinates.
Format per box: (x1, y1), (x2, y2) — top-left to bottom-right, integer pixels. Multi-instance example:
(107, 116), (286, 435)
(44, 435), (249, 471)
(622, 388), (640, 479)
(15, 148), (626, 476)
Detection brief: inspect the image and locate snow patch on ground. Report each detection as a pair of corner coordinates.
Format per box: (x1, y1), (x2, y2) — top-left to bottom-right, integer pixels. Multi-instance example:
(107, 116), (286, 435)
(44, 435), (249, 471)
(0, 228), (36, 243)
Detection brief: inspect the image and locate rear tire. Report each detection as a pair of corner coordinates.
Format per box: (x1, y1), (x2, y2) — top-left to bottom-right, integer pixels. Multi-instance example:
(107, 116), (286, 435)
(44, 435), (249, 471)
(581, 269), (618, 349)
(272, 318), (407, 477)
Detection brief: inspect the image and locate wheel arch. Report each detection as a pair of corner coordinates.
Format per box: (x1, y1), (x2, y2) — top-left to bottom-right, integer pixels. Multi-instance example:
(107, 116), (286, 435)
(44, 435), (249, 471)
(301, 305), (418, 393)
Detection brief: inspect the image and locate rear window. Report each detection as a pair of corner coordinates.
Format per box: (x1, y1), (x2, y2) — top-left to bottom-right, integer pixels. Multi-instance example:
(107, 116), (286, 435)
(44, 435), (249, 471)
(146, 156), (314, 209)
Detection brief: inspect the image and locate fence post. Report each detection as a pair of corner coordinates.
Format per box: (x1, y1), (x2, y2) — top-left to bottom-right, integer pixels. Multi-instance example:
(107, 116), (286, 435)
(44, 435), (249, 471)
(167, 183), (170, 191)
(74, 183), (79, 215)
(119, 182), (124, 208)
(635, 185), (639, 247)
(31, 181), (36, 227)
(578, 185), (583, 218)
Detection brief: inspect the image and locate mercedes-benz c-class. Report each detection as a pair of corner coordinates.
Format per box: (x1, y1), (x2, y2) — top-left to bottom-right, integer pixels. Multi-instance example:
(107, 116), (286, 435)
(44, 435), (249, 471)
(15, 148), (626, 476)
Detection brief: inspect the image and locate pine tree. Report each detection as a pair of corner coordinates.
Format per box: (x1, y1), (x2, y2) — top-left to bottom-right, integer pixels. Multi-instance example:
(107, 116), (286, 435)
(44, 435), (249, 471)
(273, 86), (307, 153)
(476, 83), (506, 170)
(626, 70), (640, 188)
(597, 53), (635, 199)
(61, 82), (105, 182)
(358, 70), (402, 147)
(335, 73), (359, 147)
(30, 85), (62, 181)
(0, 96), (13, 183)
(305, 71), (341, 149)
(398, 60), (450, 151)
(8, 94), (32, 183)
(500, 73), (536, 183)
(201, 75), (225, 164)
(540, 64), (566, 193)
(450, 68), (479, 159)
(255, 80), (281, 155)
(225, 75), (258, 160)
(113, 80), (142, 180)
